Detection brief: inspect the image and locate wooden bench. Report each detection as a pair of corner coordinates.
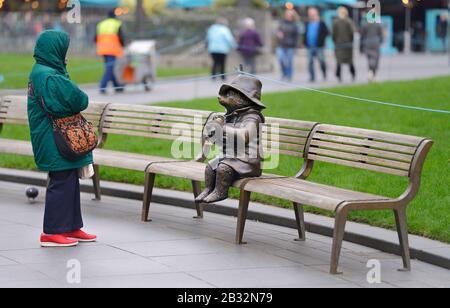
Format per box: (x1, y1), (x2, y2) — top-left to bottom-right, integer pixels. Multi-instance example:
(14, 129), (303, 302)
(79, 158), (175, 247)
(237, 124), (433, 274)
(0, 95), (433, 275)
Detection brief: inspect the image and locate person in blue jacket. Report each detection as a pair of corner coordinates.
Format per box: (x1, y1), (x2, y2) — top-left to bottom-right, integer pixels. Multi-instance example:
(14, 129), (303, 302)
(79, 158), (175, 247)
(207, 18), (237, 81)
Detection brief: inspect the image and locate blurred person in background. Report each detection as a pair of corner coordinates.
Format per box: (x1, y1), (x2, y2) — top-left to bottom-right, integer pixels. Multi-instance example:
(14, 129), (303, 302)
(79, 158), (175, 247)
(437, 12), (448, 53)
(43, 14), (53, 31)
(360, 14), (384, 82)
(238, 17), (263, 74)
(276, 10), (299, 81)
(411, 21), (426, 52)
(304, 7), (329, 83)
(1, 12), (13, 36)
(96, 9), (125, 94)
(207, 18), (237, 81)
(332, 6), (356, 82)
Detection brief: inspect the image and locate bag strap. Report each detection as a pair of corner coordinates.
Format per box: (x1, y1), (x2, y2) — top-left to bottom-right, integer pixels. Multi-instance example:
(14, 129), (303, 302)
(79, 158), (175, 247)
(29, 81), (55, 122)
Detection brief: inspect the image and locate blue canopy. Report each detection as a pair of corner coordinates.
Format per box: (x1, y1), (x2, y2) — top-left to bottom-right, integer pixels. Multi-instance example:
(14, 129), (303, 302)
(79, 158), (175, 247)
(167, 0), (214, 9)
(165, 0), (356, 9)
(268, 0), (357, 6)
(79, 0), (120, 8)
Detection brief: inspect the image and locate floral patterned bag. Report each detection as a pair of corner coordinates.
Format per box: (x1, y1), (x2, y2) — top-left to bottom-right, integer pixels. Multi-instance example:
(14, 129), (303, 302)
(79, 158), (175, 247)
(31, 83), (98, 161)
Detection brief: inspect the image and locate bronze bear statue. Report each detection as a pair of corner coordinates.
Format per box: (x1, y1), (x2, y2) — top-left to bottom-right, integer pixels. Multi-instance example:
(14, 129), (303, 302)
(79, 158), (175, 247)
(196, 75), (266, 204)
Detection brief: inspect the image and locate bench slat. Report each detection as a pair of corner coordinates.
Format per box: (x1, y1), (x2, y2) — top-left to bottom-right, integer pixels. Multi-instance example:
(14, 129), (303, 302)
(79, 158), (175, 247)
(266, 117), (317, 130)
(310, 140), (413, 162)
(264, 149), (304, 157)
(244, 180), (344, 211)
(263, 133), (307, 145)
(253, 178), (388, 203)
(1, 96), (107, 112)
(85, 103), (109, 114)
(1, 102), (105, 120)
(262, 140), (305, 152)
(263, 126), (310, 138)
(308, 154), (409, 177)
(1, 96), (27, 105)
(0, 106), (27, 115)
(147, 161), (206, 181)
(103, 116), (203, 131)
(313, 133), (417, 154)
(0, 109), (28, 119)
(308, 147), (411, 171)
(109, 104), (211, 117)
(317, 124), (424, 146)
(103, 122), (199, 136)
(0, 118), (29, 125)
(106, 110), (204, 124)
(0, 138), (33, 156)
(102, 128), (200, 144)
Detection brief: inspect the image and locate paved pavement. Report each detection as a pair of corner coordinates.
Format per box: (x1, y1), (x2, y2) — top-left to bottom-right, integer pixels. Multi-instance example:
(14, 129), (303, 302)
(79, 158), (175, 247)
(1, 53), (448, 105)
(81, 53), (450, 105)
(0, 180), (449, 288)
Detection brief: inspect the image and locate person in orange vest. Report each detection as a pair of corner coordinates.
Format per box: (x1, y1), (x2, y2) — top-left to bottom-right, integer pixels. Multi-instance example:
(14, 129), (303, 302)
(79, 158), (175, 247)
(96, 10), (125, 94)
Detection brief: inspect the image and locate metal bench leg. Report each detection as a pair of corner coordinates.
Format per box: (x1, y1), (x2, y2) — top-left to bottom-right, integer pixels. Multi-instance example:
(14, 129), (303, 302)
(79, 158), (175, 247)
(192, 181), (204, 219)
(236, 190), (251, 245)
(92, 164), (101, 201)
(330, 207), (348, 275)
(394, 206), (411, 272)
(293, 203), (306, 241)
(141, 173), (155, 222)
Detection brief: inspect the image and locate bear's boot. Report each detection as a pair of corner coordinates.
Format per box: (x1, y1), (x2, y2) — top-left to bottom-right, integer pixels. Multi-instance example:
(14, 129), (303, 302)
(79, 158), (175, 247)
(202, 164), (236, 204)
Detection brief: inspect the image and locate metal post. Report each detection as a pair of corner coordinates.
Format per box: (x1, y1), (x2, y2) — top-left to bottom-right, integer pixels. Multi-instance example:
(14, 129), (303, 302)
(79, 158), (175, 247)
(404, 5), (412, 54)
(135, 0), (145, 39)
(447, 0), (450, 54)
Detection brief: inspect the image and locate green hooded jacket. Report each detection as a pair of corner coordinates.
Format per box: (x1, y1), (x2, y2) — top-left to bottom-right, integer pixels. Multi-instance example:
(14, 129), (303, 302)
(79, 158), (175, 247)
(27, 30), (93, 172)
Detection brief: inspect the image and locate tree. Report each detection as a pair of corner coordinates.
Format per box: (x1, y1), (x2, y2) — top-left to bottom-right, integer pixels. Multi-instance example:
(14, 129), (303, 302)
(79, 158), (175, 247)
(214, 0), (267, 9)
(136, 0), (145, 36)
(236, 0), (250, 8)
(121, 0), (167, 16)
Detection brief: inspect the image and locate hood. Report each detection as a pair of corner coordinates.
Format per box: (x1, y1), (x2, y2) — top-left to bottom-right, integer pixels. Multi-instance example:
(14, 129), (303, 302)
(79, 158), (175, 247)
(33, 30), (70, 76)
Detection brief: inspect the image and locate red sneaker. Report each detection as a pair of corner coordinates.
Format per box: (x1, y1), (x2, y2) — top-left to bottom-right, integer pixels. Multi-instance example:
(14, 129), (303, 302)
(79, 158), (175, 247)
(40, 234), (79, 248)
(62, 230), (97, 243)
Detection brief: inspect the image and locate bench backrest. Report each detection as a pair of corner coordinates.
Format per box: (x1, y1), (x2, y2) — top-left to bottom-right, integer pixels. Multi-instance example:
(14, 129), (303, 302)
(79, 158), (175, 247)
(306, 124), (431, 178)
(101, 104), (213, 144)
(263, 117), (317, 158)
(0, 95), (108, 133)
(102, 105), (319, 167)
(0, 96), (29, 128)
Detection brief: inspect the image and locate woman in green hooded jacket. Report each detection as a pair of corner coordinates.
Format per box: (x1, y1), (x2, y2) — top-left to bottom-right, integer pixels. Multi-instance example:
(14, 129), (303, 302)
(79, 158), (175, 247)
(28, 30), (97, 247)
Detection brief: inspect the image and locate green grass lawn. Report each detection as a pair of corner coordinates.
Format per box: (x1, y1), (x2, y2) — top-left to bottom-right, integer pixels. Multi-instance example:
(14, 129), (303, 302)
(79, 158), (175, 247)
(0, 76), (449, 243)
(0, 53), (208, 89)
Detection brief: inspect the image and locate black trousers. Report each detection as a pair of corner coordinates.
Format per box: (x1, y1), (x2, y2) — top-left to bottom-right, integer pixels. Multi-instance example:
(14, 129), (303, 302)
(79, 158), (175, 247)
(44, 169), (83, 234)
(336, 63), (356, 81)
(211, 53), (227, 80)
